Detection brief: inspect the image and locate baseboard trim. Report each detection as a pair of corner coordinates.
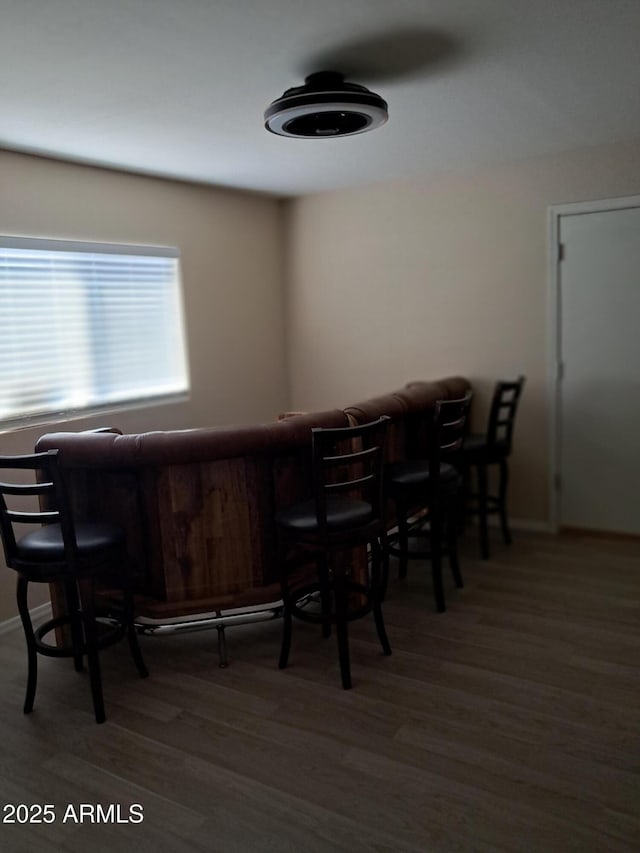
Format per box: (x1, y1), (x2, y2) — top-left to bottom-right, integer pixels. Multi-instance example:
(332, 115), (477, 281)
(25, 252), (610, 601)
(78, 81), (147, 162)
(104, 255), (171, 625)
(507, 517), (555, 534)
(480, 516), (555, 534)
(559, 525), (640, 542)
(0, 602), (52, 637)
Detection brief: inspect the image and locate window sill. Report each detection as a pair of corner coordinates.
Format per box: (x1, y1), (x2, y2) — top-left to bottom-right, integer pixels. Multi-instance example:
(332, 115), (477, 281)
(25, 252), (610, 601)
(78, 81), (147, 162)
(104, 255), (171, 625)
(0, 392), (190, 436)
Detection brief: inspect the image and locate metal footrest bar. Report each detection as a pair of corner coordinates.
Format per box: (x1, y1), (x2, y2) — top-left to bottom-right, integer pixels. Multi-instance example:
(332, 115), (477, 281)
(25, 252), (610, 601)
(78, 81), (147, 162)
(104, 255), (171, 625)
(135, 602), (284, 668)
(134, 602), (284, 637)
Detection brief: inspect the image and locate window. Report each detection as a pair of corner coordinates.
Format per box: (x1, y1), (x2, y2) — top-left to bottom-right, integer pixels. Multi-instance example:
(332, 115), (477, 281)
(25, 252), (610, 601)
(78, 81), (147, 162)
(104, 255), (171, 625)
(0, 236), (189, 427)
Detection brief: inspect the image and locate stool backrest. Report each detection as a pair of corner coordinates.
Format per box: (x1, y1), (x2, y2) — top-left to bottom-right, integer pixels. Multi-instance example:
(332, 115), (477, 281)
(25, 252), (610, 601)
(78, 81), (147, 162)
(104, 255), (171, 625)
(431, 392), (473, 474)
(486, 376), (526, 452)
(311, 416), (389, 535)
(0, 450), (76, 570)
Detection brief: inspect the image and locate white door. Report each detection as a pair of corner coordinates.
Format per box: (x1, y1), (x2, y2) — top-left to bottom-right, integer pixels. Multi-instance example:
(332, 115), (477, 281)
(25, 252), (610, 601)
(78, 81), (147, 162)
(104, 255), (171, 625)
(558, 203), (640, 535)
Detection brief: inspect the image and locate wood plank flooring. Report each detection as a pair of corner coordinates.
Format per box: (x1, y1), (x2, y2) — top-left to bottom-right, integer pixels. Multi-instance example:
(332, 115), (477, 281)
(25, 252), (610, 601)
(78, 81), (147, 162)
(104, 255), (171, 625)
(0, 531), (638, 852)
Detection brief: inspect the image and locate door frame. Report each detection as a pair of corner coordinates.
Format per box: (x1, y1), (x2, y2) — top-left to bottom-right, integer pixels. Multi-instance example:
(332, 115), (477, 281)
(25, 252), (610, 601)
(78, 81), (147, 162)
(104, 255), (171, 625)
(547, 193), (640, 532)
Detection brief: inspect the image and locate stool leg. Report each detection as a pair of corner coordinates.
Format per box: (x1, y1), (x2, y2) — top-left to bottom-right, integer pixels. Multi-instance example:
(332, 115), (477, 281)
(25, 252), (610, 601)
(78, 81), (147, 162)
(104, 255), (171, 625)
(77, 577), (106, 724)
(317, 554), (332, 639)
(477, 463), (490, 560)
(458, 464), (470, 534)
(332, 565), (351, 689)
(127, 620), (149, 679)
(447, 498), (464, 589)
(498, 459), (512, 545)
(379, 530), (390, 601)
(16, 575), (37, 714)
(216, 625), (228, 668)
(279, 599), (292, 670)
(430, 504), (446, 613)
(64, 579), (85, 673)
(117, 553), (148, 679)
(395, 496), (410, 580)
(277, 540), (293, 670)
(121, 575), (148, 680)
(370, 539), (391, 657)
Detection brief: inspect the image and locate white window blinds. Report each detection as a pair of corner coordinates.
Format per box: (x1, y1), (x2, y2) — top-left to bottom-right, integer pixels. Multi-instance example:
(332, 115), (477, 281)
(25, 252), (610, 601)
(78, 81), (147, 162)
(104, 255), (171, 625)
(0, 237), (189, 426)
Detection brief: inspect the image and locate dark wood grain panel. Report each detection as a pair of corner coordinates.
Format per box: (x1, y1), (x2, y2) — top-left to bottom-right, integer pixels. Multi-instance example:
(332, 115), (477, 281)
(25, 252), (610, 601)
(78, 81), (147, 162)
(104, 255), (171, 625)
(156, 460), (260, 602)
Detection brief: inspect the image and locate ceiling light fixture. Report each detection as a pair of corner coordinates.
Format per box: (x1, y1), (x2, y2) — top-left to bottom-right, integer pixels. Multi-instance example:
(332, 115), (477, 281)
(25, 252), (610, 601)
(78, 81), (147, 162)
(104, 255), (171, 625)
(264, 71), (388, 138)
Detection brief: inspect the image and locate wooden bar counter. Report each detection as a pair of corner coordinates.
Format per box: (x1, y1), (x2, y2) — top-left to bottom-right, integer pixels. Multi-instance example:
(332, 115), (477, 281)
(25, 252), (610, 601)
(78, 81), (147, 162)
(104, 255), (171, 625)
(35, 377), (470, 626)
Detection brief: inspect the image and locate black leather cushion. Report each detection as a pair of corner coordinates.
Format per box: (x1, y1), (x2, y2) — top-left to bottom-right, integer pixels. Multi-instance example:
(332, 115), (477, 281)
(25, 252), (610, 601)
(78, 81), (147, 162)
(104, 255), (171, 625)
(16, 521), (125, 562)
(386, 460), (459, 489)
(462, 434), (487, 452)
(462, 434), (508, 462)
(276, 496), (373, 533)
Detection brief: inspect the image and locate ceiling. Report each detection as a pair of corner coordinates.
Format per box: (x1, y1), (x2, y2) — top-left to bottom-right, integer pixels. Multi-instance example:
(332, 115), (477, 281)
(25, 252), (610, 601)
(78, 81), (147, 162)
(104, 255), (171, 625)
(2, 0), (640, 197)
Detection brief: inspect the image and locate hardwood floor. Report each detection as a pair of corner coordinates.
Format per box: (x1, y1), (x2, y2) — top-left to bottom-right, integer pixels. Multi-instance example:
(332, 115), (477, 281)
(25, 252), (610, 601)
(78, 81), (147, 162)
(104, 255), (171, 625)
(1, 531), (638, 852)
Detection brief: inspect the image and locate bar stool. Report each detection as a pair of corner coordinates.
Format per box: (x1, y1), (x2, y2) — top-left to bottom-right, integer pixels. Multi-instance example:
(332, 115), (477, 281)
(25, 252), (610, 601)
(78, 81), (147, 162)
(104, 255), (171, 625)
(385, 393), (472, 612)
(461, 376), (525, 559)
(276, 417), (391, 689)
(0, 450), (148, 724)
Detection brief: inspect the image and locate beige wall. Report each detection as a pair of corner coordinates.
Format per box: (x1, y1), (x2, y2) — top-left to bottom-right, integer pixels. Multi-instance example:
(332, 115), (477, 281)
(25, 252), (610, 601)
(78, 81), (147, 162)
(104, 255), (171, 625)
(3, 138), (640, 624)
(0, 150), (287, 621)
(284, 138), (640, 525)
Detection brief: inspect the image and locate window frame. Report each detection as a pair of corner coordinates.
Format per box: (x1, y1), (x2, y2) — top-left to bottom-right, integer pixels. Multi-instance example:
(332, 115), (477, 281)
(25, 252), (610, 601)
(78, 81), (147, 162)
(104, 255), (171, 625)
(0, 235), (190, 432)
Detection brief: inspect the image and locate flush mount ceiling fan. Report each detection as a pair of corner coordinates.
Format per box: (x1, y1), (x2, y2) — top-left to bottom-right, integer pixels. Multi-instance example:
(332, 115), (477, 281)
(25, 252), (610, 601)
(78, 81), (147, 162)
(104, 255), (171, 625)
(264, 27), (461, 139)
(264, 71), (388, 138)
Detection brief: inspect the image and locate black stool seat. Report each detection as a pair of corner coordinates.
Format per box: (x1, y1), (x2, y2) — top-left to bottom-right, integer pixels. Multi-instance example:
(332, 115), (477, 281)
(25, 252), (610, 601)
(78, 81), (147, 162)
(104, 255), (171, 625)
(386, 460), (460, 490)
(277, 496), (373, 533)
(460, 434), (508, 463)
(0, 450), (148, 724)
(17, 521), (125, 563)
